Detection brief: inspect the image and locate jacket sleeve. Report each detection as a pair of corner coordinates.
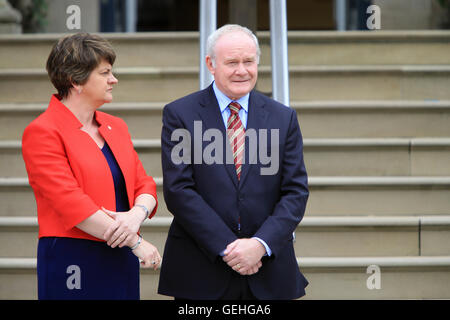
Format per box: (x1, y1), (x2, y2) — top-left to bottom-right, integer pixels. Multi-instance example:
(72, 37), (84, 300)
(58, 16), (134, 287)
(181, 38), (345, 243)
(22, 123), (100, 230)
(253, 108), (309, 257)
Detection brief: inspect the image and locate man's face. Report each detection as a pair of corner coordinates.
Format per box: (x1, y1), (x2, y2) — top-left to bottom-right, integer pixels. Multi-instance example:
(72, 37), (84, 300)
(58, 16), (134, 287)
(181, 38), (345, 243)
(206, 31), (258, 100)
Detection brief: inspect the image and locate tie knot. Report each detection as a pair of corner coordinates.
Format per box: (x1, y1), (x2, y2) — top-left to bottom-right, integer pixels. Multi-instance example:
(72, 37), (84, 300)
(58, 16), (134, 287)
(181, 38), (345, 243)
(229, 102), (241, 115)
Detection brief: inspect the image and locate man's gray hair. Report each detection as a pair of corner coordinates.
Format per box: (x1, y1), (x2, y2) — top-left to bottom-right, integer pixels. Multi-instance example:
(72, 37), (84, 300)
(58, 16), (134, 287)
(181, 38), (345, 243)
(206, 24), (261, 67)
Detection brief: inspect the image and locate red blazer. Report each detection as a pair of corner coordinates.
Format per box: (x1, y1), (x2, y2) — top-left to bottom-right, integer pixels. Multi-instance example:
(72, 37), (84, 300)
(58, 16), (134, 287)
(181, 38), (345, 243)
(22, 95), (158, 241)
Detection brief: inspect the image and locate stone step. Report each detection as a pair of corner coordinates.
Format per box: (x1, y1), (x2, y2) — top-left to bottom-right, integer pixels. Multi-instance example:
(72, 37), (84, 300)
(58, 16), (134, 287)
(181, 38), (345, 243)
(1, 31), (449, 69)
(1, 100), (449, 140)
(1, 176), (449, 217)
(299, 256), (450, 299)
(296, 100), (450, 139)
(1, 65), (449, 104)
(1, 215), (449, 259)
(1, 255), (450, 299)
(2, 138), (450, 178)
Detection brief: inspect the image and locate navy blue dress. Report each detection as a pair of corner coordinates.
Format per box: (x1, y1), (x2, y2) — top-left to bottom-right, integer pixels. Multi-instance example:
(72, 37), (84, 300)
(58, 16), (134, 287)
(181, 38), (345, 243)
(37, 142), (140, 300)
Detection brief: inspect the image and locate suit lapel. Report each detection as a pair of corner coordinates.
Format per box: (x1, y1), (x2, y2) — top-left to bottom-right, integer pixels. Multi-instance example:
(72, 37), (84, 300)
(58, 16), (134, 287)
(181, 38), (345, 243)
(198, 85), (239, 188)
(197, 86), (269, 188)
(239, 91), (268, 187)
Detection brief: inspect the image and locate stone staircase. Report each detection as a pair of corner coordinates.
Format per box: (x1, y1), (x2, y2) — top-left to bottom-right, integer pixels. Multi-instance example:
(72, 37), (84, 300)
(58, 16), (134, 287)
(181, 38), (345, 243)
(0, 31), (449, 299)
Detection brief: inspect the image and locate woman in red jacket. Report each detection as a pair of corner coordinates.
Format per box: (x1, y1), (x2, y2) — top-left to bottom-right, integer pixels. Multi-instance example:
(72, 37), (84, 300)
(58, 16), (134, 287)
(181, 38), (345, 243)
(22, 33), (161, 299)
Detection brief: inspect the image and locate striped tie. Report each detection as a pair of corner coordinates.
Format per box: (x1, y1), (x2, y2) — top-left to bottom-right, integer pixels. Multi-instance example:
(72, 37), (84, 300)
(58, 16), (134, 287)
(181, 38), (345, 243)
(227, 102), (245, 180)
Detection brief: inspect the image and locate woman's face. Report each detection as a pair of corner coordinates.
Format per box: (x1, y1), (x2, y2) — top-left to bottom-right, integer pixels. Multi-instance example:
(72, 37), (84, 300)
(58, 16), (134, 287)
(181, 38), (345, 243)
(82, 60), (118, 105)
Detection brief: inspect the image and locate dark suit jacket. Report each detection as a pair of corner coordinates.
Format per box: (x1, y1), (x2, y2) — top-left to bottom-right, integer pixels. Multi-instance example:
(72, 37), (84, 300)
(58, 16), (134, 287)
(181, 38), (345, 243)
(158, 84), (309, 299)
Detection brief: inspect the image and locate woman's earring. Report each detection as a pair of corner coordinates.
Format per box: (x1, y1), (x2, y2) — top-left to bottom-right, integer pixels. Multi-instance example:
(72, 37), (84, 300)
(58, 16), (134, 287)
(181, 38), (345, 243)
(78, 88), (82, 94)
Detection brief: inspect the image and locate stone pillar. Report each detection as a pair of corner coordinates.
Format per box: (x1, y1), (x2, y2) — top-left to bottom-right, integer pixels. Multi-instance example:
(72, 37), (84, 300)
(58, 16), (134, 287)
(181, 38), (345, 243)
(0, 0), (22, 33)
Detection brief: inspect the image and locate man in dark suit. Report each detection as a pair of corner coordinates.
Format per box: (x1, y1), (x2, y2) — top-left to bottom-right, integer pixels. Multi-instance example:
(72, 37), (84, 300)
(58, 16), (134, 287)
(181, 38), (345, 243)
(158, 24), (309, 300)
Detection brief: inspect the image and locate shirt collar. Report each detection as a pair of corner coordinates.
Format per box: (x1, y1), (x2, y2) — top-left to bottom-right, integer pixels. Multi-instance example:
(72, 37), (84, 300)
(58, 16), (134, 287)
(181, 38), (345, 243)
(212, 81), (249, 113)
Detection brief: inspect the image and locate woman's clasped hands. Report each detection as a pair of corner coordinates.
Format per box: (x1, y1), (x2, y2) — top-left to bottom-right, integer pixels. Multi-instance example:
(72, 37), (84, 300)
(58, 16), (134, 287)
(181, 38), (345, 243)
(102, 206), (161, 270)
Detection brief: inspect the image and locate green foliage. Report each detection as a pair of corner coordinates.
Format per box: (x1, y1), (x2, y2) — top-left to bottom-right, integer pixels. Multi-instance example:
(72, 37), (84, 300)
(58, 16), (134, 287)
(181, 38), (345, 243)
(9, 0), (48, 33)
(437, 0), (449, 8)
